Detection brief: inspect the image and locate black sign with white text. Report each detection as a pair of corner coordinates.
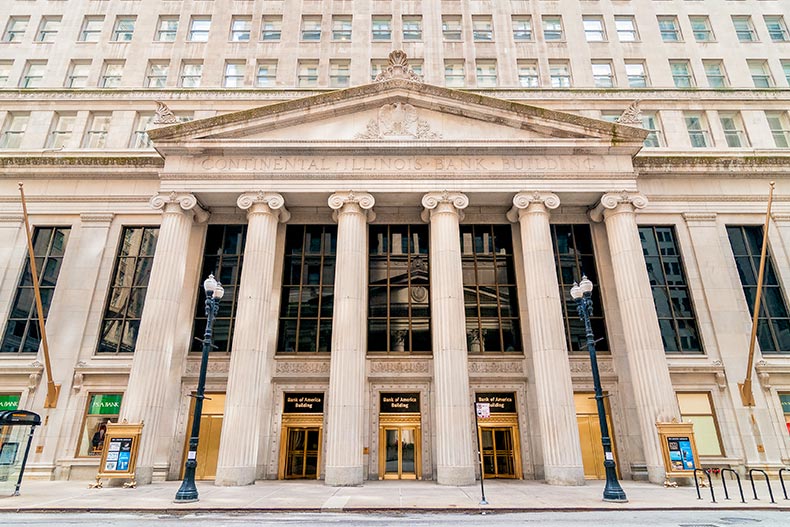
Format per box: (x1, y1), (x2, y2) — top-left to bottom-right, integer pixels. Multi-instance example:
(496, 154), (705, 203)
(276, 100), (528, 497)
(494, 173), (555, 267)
(283, 393), (324, 414)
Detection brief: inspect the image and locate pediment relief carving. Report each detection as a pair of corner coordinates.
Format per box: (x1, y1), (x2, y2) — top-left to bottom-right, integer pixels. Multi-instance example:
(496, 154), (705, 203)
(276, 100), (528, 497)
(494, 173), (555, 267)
(355, 102), (442, 140)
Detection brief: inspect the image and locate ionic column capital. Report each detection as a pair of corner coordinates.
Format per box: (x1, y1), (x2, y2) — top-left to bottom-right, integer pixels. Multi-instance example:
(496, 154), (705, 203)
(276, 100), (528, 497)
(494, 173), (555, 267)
(421, 191), (469, 222)
(236, 191), (290, 222)
(149, 191), (209, 223)
(328, 191), (376, 223)
(506, 191), (560, 222)
(589, 191), (648, 223)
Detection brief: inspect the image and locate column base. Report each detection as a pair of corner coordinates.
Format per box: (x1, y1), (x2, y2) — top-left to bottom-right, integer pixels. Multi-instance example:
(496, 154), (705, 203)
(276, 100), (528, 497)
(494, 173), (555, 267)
(135, 466), (153, 485)
(437, 465), (475, 486)
(544, 465), (586, 486)
(214, 466), (257, 486)
(324, 465), (363, 486)
(646, 464), (666, 485)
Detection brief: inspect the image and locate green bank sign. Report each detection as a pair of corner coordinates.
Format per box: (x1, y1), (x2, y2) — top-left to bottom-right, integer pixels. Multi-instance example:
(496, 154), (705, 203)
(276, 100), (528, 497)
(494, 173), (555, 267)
(0, 394), (20, 411)
(88, 394), (122, 415)
(780, 394), (790, 414)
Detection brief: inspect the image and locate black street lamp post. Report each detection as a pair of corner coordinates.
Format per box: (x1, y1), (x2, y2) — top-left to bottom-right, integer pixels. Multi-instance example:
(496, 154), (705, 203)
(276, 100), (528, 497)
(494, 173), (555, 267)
(570, 275), (627, 503)
(175, 273), (224, 503)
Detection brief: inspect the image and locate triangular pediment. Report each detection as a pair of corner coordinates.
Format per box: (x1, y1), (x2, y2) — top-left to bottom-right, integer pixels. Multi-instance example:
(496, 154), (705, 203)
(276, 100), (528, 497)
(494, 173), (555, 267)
(149, 79), (647, 155)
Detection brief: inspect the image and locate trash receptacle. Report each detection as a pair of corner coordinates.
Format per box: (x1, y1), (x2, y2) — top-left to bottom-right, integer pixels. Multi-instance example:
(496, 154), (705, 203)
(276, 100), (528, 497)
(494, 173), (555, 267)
(0, 410), (41, 496)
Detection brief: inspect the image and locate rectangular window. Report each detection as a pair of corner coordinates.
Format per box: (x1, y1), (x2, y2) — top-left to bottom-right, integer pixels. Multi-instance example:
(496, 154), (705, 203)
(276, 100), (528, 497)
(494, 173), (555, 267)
(192, 225), (246, 354)
(640, 227), (703, 353)
(4, 17), (29, 42)
(728, 226), (790, 354)
(748, 60), (774, 88)
(372, 16), (392, 41)
(444, 60), (465, 87)
(658, 16), (682, 42)
(583, 17), (606, 42)
(552, 225), (610, 353)
(100, 61), (123, 88)
(517, 60), (539, 87)
(765, 16), (789, 42)
(642, 112), (663, 148)
(689, 16), (714, 42)
(783, 60), (790, 86)
(0, 61), (12, 87)
(677, 393), (724, 456)
(83, 112), (112, 148)
(36, 16), (61, 43)
(146, 61), (168, 88)
(97, 227), (159, 353)
(189, 17), (211, 42)
(476, 60), (497, 87)
(591, 61), (615, 88)
(297, 60), (319, 87)
(332, 16), (352, 41)
(112, 17), (135, 42)
(279, 226), (337, 353)
(685, 112), (710, 148)
(262, 16), (282, 41)
(703, 60), (728, 88)
(719, 112), (749, 148)
(512, 16), (532, 41)
(130, 113), (155, 149)
(180, 61), (203, 87)
(47, 113), (76, 149)
(256, 60), (277, 87)
(224, 61), (245, 87)
(549, 60), (571, 88)
(79, 16), (103, 42)
(615, 16), (638, 42)
(461, 225), (521, 353)
(472, 15), (494, 41)
(625, 61), (648, 88)
(65, 61), (90, 88)
(369, 225), (430, 353)
(780, 393), (790, 436)
(766, 111), (790, 148)
(156, 16), (178, 42)
(329, 60), (350, 88)
(230, 17), (251, 42)
(301, 16), (321, 41)
(542, 16), (563, 41)
(733, 16), (757, 42)
(76, 393), (122, 457)
(670, 60), (694, 88)
(21, 61), (46, 88)
(403, 15), (422, 41)
(1, 227), (70, 353)
(0, 113), (29, 149)
(442, 15), (462, 41)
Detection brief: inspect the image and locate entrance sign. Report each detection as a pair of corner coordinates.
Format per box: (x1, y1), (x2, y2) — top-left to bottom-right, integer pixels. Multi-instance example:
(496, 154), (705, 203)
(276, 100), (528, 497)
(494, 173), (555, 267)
(0, 395), (20, 411)
(283, 393), (324, 414)
(380, 393), (420, 413)
(94, 422), (142, 488)
(656, 421), (701, 478)
(475, 393), (516, 413)
(476, 403), (491, 419)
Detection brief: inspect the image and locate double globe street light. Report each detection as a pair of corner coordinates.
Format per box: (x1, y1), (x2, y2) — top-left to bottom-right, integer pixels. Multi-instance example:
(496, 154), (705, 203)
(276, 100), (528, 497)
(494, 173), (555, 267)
(570, 275), (628, 503)
(175, 274), (224, 503)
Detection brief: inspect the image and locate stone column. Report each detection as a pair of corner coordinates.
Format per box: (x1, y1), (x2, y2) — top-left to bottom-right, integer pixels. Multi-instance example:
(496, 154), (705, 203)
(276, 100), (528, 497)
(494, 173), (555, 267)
(120, 192), (208, 484)
(324, 191), (375, 486)
(215, 192), (289, 486)
(507, 192), (585, 485)
(421, 191), (475, 486)
(590, 191), (679, 484)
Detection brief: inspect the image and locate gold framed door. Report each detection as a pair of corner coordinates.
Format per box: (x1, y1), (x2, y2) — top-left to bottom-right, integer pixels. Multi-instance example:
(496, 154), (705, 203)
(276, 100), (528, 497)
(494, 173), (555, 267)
(278, 414), (323, 480)
(574, 392), (619, 480)
(378, 416), (421, 480)
(480, 427), (517, 478)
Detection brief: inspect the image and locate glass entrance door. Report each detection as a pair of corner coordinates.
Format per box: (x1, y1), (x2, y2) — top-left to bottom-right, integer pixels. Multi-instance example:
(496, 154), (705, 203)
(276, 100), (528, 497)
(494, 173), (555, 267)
(480, 427), (516, 478)
(382, 427), (418, 479)
(284, 427), (320, 479)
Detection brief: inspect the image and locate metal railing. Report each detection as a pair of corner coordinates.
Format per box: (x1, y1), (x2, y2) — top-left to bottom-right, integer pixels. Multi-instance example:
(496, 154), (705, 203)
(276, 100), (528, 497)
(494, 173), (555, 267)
(748, 468), (776, 504)
(719, 468), (746, 503)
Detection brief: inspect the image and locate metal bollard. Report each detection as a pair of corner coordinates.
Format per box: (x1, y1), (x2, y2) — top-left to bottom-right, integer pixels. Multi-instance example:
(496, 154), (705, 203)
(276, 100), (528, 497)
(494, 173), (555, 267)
(719, 468), (746, 503)
(694, 468), (716, 503)
(748, 468), (776, 504)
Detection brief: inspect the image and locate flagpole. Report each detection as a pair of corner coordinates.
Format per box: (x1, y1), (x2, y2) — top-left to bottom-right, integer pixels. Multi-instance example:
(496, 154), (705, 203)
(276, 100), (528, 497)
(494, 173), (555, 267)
(739, 181), (776, 407)
(18, 183), (60, 408)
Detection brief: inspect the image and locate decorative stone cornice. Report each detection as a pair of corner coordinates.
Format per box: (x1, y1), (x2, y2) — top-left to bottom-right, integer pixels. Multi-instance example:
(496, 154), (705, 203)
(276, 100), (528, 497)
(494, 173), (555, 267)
(149, 191), (209, 223)
(506, 191), (560, 222)
(771, 213), (790, 223)
(615, 100), (642, 126)
(374, 50), (423, 83)
(682, 212), (717, 224)
(589, 191), (648, 223)
(0, 214), (24, 224)
(153, 101), (178, 125)
(328, 191), (376, 222)
(236, 191), (290, 222)
(79, 212), (115, 225)
(421, 191), (469, 222)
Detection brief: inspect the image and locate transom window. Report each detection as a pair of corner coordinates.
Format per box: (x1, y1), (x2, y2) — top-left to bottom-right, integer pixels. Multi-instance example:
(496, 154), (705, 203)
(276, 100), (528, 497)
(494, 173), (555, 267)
(278, 226), (337, 353)
(97, 227), (158, 354)
(369, 225), (430, 353)
(1, 227), (70, 353)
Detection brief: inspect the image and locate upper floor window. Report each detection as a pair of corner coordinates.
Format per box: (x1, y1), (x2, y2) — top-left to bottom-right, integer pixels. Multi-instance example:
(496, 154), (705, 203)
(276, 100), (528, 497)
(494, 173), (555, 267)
(549, 60), (571, 88)
(472, 15), (494, 41)
(156, 16), (178, 42)
(442, 15), (462, 41)
(302, 16), (322, 41)
(230, 17), (251, 42)
(3, 17), (29, 42)
(188, 17), (211, 42)
(0, 61), (12, 87)
(542, 16), (564, 41)
(0, 227), (70, 354)
(783, 60), (790, 86)
(112, 17), (135, 42)
(703, 60), (728, 88)
(403, 15), (422, 41)
(36, 16), (61, 43)
(84, 112), (112, 148)
(372, 16), (392, 41)
(670, 60), (695, 88)
(476, 59), (497, 87)
(689, 16), (714, 42)
(642, 112), (663, 148)
(444, 60), (465, 87)
(79, 16), (103, 42)
(658, 16), (681, 42)
(329, 60), (350, 88)
(591, 61), (615, 88)
(732, 16), (757, 42)
(517, 60), (539, 87)
(256, 60), (277, 87)
(146, 61), (168, 88)
(512, 15), (532, 41)
(130, 113), (155, 149)
(765, 16), (789, 42)
(21, 61), (46, 88)
(766, 111), (790, 148)
(297, 60), (319, 87)
(719, 112), (749, 148)
(615, 16), (637, 42)
(0, 113), (29, 148)
(262, 16), (282, 41)
(748, 60), (774, 88)
(100, 61), (123, 88)
(224, 61), (245, 87)
(47, 113), (76, 149)
(180, 61), (203, 87)
(685, 112), (711, 148)
(625, 61), (648, 88)
(583, 17), (606, 42)
(332, 15), (351, 41)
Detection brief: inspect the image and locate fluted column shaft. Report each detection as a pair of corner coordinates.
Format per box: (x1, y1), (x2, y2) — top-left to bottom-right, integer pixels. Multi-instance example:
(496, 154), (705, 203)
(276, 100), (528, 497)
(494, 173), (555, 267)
(591, 192), (679, 484)
(215, 192), (289, 486)
(508, 192), (585, 485)
(325, 191), (375, 486)
(422, 191), (475, 486)
(121, 193), (207, 484)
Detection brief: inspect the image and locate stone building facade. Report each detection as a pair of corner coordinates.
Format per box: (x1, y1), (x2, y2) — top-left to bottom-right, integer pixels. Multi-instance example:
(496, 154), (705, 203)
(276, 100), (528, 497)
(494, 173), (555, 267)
(1, 0), (789, 487)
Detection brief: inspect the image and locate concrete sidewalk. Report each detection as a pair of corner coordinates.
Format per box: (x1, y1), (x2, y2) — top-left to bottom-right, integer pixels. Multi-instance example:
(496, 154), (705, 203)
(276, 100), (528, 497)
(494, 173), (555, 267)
(0, 479), (788, 513)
